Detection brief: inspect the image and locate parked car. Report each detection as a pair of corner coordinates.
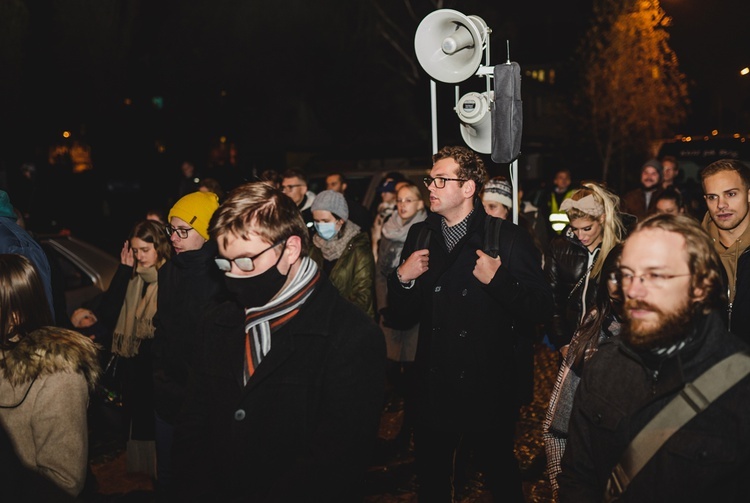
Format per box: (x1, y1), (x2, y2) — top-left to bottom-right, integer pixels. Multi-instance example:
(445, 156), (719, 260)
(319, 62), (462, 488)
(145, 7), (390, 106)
(38, 235), (119, 319)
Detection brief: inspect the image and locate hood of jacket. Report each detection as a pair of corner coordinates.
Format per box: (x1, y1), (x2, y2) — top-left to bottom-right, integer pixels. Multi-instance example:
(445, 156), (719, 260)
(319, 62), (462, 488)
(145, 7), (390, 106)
(0, 327), (100, 389)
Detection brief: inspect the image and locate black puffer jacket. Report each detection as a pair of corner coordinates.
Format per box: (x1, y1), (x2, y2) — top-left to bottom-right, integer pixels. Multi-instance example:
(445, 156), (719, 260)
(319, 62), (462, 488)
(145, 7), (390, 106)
(544, 227), (599, 349)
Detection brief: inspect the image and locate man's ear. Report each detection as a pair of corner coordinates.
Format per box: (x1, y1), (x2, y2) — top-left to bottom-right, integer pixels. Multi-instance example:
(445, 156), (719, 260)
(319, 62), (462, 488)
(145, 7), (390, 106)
(284, 235), (303, 265)
(692, 284), (707, 305)
(463, 179), (476, 199)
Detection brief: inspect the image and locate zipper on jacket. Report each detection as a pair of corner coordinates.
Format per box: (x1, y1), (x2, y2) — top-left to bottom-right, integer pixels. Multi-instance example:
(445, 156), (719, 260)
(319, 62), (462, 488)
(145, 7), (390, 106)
(651, 369), (659, 396)
(728, 299), (733, 332)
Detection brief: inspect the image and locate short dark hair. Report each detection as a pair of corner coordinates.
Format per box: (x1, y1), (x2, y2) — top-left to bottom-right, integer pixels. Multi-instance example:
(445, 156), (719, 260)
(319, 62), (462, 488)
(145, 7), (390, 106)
(656, 186), (683, 208)
(432, 146), (488, 196)
(661, 155), (678, 168)
(282, 167), (308, 184)
(327, 172), (347, 184)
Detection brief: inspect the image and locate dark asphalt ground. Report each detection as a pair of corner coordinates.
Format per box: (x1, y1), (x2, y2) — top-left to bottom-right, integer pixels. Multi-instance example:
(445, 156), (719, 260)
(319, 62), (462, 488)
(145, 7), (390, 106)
(82, 344), (559, 503)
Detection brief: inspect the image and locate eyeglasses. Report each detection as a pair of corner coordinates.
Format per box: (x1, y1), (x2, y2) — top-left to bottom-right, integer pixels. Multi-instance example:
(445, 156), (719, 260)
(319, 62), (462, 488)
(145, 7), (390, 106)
(615, 270), (691, 289)
(214, 240), (285, 272)
(281, 184), (304, 192)
(423, 176), (468, 189)
(165, 225), (194, 239)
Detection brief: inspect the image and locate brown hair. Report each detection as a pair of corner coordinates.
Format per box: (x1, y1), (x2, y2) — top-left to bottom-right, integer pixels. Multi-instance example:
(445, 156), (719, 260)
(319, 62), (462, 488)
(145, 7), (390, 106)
(210, 182), (310, 255)
(0, 254), (54, 348)
(432, 145), (488, 196)
(700, 159), (750, 190)
(128, 220), (172, 272)
(632, 213), (726, 314)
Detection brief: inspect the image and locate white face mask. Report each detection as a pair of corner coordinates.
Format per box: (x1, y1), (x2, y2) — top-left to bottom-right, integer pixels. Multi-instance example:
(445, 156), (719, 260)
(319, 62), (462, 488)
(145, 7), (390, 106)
(314, 222), (337, 240)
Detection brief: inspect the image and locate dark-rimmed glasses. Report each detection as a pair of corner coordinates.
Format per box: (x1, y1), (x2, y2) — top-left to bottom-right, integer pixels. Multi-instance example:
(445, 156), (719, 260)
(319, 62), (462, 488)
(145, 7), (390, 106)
(165, 225), (193, 239)
(214, 240), (286, 272)
(423, 176), (468, 189)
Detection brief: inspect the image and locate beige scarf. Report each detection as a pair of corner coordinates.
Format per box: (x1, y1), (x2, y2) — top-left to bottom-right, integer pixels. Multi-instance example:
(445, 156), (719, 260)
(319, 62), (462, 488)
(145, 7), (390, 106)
(112, 265), (159, 358)
(313, 221), (362, 261)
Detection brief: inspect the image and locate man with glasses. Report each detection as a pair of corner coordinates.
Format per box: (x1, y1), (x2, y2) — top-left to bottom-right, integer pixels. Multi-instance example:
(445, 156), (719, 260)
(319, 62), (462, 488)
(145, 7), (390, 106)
(281, 167), (315, 233)
(171, 182), (385, 502)
(700, 159), (750, 345)
(151, 190), (225, 499)
(387, 145), (552, 502)
(558, 213), (750, 502)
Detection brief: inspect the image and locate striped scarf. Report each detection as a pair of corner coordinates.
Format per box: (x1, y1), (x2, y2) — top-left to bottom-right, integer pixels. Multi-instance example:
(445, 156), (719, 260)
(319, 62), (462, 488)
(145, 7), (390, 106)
(243, 257), (320, 385)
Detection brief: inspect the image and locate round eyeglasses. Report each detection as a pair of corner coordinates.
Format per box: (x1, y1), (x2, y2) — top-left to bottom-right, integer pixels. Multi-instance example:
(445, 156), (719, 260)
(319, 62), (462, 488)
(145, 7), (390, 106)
(615, 270), (691, 289)
(214, 240), (286, 272)
(165, 225), (194, 239)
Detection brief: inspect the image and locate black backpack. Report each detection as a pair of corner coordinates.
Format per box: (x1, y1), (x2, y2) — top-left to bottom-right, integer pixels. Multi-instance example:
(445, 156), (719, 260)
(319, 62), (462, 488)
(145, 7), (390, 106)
(415, 215), (510, 259)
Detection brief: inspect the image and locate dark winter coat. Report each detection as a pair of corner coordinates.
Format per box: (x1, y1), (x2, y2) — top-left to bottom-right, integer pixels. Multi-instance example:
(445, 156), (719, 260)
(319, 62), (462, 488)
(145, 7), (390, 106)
(620, 186), (663, 224)
(172, 277), (385, 502)
(92, 263), (155, 440)
(152, 240), (226, 423)
(0, 215), (54, 316)
(730, 247), (750, 345)
(544, 228), (600, 349)
(558, 310), (750, 502)
(387, 201), (552, 431)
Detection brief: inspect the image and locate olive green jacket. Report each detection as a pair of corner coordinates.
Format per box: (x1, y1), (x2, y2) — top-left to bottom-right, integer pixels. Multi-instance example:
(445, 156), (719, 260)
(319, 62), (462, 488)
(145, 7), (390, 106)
(310, 231), (375, 319)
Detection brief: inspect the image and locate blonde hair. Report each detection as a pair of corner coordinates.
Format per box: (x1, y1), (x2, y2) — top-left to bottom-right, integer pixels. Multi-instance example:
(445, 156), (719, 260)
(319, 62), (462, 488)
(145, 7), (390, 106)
(566, 181), (625, 277)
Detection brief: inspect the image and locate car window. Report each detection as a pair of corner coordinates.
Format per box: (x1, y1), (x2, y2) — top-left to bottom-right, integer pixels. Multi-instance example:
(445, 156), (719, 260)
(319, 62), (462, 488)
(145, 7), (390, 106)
(45, 248), (94, 290)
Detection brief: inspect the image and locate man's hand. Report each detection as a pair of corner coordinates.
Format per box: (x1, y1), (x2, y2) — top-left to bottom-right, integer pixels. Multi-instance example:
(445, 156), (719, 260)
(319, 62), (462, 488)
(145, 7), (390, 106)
(397, 249), (430, 283)
(473, 249), (502, 284)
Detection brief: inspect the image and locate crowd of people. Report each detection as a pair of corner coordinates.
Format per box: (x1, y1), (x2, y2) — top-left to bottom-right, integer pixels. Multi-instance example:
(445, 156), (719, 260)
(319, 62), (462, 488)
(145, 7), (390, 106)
(0, 148), (749, 502)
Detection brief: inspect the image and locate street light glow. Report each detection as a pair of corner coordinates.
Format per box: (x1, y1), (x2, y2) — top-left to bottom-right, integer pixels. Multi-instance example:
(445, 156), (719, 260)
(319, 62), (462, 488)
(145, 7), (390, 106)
(741, 67), (750, 76)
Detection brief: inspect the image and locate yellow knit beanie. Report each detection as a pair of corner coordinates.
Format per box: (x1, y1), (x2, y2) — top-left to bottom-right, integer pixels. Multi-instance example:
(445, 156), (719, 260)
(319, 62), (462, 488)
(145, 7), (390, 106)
(168, 191), (220, 240)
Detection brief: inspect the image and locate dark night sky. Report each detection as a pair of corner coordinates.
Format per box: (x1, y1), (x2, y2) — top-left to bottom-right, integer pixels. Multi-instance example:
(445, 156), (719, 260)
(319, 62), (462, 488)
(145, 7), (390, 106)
(1, 0), (747, 171)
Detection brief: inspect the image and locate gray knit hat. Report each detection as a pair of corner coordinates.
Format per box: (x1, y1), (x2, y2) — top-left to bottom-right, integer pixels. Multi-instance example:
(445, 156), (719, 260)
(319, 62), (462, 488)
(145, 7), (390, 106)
(311, 190), (349, 221)
(641, 159), (663, 180)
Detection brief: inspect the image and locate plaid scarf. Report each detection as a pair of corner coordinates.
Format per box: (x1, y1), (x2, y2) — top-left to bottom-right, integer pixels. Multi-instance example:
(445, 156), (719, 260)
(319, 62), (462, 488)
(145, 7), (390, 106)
(243, 257), (320, 385)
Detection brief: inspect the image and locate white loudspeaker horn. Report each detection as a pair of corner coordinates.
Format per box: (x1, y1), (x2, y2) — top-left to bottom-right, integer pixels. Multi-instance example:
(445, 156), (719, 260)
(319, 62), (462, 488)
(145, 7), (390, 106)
(456, 91), (492, 154)
(414, 9), (489, 84)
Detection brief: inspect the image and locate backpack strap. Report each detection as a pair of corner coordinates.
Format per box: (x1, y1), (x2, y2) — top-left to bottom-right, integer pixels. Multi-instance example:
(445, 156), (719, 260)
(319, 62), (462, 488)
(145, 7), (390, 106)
(415, 225), (431, 251)
(485, 215), (516, 261)
(604, 350), (750, 502)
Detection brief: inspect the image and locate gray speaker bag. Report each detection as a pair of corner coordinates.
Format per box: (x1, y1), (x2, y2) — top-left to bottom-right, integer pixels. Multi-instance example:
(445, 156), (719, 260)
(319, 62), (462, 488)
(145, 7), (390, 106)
(491, 62), (523, 163)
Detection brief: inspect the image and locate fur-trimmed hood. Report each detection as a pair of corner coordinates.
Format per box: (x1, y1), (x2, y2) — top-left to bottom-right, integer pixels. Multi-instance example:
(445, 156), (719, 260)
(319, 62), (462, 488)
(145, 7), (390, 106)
(0, 327), (101, 390)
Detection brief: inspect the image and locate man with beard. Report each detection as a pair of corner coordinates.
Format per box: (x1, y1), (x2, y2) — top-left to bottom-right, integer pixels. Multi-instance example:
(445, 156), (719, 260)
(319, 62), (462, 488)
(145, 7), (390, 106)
(171, 182), (385, 502)
(700, 159), (750, 345)
(558, 213), (750, 502)
(621, 159), (664, 224)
